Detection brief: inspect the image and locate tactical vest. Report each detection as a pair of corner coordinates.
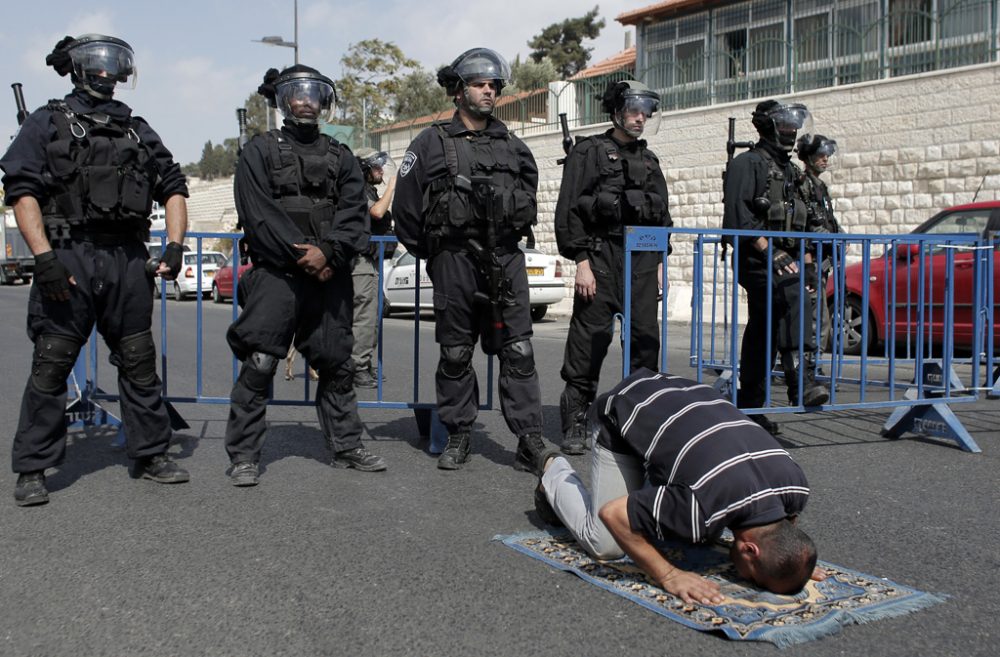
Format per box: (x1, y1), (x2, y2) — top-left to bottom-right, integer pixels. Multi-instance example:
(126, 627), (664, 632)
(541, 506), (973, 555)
(755, 147), (807, 250)
(582, 135), (668, 231)
(799, 172), (839, 234)
(424, 122), (536, 244)
(42, 100), (157, 230)
(264, 129), (342, 240)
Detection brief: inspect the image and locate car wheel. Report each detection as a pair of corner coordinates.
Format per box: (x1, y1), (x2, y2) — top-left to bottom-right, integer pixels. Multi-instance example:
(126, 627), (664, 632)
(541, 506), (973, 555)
(212, 283), (224, 304)
(836, 295), (874, 356)
(530, 305), (547, 322)
(173, 281), (186, 301)
(381, 298), (392, 318)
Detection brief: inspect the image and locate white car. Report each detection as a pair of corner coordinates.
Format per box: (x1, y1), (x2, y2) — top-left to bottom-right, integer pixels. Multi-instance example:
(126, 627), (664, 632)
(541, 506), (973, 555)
(381, 245), (565, 321)
(155, 251), (227, 300)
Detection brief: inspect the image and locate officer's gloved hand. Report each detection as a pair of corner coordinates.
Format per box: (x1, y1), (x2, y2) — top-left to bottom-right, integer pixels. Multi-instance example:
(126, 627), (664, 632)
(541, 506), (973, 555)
(157, 242), (185, 280)
(33, 251), (75, 301)
(771, 249), (797, 278)
(318, 242), (349, 272)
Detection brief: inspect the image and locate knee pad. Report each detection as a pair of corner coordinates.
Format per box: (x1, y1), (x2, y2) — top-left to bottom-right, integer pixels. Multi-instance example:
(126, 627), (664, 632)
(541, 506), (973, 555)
(500, 339), (536, 379)
(319, 362), (354, 394)
(438, 344), (474, 380)
(240, 351), (278, 393)
(30, 334), (83, 394)
(116, 330), (158, 387)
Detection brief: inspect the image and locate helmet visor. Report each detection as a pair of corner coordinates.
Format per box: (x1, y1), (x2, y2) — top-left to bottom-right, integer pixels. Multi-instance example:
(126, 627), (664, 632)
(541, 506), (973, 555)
(616, 94), (661, 136)
(275, 79), (336, 124)
(453, 49), (511, 87)
(768, 104), (812, 147)
(69, 40), (137, 91)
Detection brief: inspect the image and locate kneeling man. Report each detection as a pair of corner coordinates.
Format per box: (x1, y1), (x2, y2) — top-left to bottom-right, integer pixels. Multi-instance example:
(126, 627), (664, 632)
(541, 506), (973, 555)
(538, 368), (825, 604)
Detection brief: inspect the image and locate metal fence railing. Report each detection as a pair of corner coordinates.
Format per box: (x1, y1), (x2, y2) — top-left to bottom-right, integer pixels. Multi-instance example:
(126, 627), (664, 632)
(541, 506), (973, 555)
(623, 226), (998, 453)
(65, 232), (493, 454)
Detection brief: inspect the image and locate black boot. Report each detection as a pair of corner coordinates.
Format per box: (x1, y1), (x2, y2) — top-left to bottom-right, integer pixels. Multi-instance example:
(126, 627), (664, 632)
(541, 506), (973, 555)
(437, 432), (471, 470)
(135, 454), (190, 483)
(333, 446), (387, 472)
(561, 417), (588, 455)
(14, 471), (49, 507)
(514, 433), (559, 475)
(750, 414), (782, 436)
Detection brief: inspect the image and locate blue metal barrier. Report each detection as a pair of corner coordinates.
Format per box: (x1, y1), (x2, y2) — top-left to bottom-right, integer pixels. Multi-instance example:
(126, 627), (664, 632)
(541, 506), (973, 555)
(623, 226), (997, 453)
(68, 231), (499, 454)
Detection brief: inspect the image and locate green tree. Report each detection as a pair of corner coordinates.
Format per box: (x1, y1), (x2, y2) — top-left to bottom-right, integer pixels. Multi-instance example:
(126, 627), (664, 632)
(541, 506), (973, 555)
(527, 6), (606, 78)
(507, 55), (559, 92)
(336, 39), (420, 132)
(393, 69), (452, 120)
(241, 91), (272, 138)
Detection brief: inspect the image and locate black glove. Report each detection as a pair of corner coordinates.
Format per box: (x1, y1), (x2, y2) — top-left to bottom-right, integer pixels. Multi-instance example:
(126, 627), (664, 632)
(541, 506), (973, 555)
(33, 251), (73, 300)
(771, 249), (795, 276)
(158, 242), (185, 279)
(318, 241), (349, 271)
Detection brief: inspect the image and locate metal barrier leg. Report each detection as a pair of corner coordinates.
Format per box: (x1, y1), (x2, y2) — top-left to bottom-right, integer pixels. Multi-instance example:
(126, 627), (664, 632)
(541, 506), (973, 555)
(413, 408), (449, 455)
(64, 349), (125, 446)
(880, 363), (981, 453)
(713, 370), (734, 398)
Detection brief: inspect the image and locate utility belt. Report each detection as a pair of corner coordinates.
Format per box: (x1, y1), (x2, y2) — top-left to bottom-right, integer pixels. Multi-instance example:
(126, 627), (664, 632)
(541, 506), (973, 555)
(45, 216), (148, 246)
(434, 236), (520, 255)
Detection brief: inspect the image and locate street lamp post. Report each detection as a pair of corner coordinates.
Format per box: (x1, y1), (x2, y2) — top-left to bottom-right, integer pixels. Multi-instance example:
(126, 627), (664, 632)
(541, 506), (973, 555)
(253, 0), (299, 64)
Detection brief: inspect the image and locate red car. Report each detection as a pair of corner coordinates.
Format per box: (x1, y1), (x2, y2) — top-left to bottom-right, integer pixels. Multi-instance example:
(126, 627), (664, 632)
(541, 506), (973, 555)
(827, 201), (1000, 354)
(211, 254), (253, 303)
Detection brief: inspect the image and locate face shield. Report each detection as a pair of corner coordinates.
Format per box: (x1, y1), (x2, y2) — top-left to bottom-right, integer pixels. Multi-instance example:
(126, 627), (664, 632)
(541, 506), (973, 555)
(453, 49), (510, 92)
(766, 104), (812, 151)
(68, 38), (136, 99)
(361, 151), (395, 182)
(275, 76), (336, 125)
(809, 138), (838, 172)
(614, 93), (661, 138)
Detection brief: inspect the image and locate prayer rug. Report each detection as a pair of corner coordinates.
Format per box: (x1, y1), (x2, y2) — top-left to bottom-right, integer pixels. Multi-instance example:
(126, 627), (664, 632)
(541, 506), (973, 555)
(495, 529), (946, 648)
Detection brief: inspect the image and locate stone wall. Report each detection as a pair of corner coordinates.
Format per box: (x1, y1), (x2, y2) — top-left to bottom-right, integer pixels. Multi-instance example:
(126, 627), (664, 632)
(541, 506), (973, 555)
(449, 62), (1000, 319)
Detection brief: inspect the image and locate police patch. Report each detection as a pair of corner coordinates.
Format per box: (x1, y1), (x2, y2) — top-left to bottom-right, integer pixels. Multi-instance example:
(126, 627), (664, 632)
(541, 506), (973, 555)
(399, 151), (417, 178)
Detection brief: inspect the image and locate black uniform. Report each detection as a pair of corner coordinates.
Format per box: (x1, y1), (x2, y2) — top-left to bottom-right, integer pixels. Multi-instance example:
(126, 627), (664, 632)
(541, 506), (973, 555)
(722, 141), (816, 407)
(224, 124), (369, 464)
(555, 129), (672, 435)
(392, 112), (542, 439)
(0, 89), (188, 472)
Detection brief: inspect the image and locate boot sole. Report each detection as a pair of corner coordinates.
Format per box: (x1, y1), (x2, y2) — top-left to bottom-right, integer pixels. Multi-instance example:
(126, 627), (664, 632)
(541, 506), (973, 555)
(802, 390), (830, 407)
(15, 493), (49, 507)
(141, 472), (191, 484)
(437, 456), (469, 470)
(230, 476), (259, 487)
(560, 444), (587, 456)
(332, 459), (387, 472)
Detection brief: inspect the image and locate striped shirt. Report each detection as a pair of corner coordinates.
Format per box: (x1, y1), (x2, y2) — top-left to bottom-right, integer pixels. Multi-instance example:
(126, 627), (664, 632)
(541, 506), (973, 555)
(593, 369), (810, 544)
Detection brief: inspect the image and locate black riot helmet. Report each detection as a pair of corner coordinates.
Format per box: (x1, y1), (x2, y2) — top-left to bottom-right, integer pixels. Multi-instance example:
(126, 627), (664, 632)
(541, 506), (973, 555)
(258, 65), (337, 125)
(437, 48), (510, 96)
(47, 34), (137, 100)
(355, 148), (394, 181)
(601, 80), (661, 138)
(752, 100), (812, 152)
(796, 133), (838, 173)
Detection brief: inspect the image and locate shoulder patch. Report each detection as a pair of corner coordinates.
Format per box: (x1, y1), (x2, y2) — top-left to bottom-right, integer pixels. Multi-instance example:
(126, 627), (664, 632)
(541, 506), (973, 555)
(399, 150), (417, 178)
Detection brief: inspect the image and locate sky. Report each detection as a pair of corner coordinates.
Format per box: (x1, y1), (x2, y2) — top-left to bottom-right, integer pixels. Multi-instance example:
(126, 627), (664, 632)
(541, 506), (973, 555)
(0, 0), (640, 165)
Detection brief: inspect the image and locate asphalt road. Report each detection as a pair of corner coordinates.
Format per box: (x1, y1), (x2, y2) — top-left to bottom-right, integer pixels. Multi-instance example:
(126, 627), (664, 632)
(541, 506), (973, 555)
(0, 283), (997, 657)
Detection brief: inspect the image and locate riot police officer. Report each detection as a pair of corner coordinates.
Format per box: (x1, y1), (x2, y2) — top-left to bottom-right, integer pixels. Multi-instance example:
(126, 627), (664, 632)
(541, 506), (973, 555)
(392, 48), (553, 472)
(797, 133), (841, 361)
(723, 100), (829, 435)
(0, 34), (190, 506)
(224, 65), (386, 486)
(555, 80), (672, 455)
(351, 148), (396, 389)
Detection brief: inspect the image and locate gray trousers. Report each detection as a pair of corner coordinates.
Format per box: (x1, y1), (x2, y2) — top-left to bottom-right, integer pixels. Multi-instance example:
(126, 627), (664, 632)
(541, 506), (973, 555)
(351, 254), (378, 372)
(541, 444), (646, 561)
